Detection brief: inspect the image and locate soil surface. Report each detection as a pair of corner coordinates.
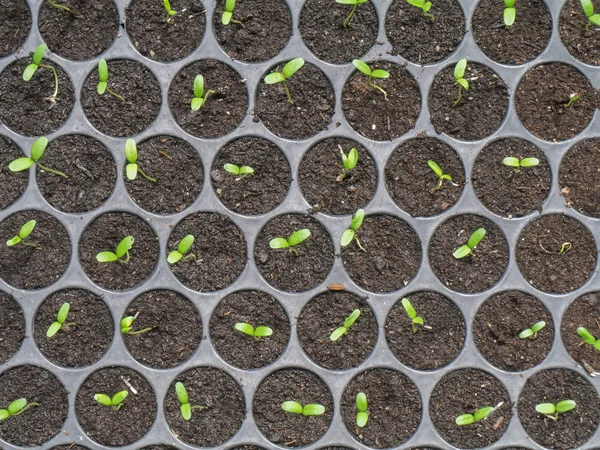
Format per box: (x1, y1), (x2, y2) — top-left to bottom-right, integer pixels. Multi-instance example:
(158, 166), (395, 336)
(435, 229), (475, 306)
(0, 292), (24, 364)
(560, 138), (600, 217)
(231, 447), (266, 450)
(560, 0), (600, 65)
(561, 292), (600, 373)
(0, 0), (30, 58)
(0, 135), (28, 210)
(50, 445), (90, 450)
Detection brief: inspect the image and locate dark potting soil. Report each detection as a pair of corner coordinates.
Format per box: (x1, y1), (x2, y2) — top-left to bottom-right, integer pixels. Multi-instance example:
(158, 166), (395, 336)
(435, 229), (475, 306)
(560, 138), (600, 218)
(0, 292), (24, 364)
(50, 445), (90, 450)
(37, 134), (116, 213)
(211, 136), (291, 215)
(139, 446), (176, 450)
(0, 210), (70, 290)
(164, 367), (245, 447)
(385, 291), (465, 370)
(472, 138), (551, 218)
(81, 59), (161, 137)
(76, 366), (156, 446)
(0, 0), (30, 58)
(255, 62), (334, 140)
(516, 214), (596, 294)
(299, 0), (378, 65)
(429, 214), (509, 293)
(342, 61), (420, 141)
(124, 135), (203, 214)
(34, 289), (113, 368)
(231, 447), (266, 450)
(515, 63), (597, 142)
(214, 0), (292, 62)
(518, 369), (600, 450)
(210, 290), (290, 370)
(341, 214), (421, 293)
(0, 135), (28, 210)
(385, 137), (465, 217)
(385, 0), (465, 65)
(123, 290), (202, 369)
(0, 365), (68, 446)
(299, 137), (377, 215)
(126, 0), (206, 62)
(340, 368), (421, 448)
(561, 292), (600, 373)
(0, 58), (75, 136)
(473, 290), (553, 372)
(255, 213), (334, 292)
(560, 0), (600, 66)
(430, 368), (511, 448)
(429, 62), (509, 141)
(297, 291), (377, 370)
(79, 212), (159, 290)
(253, 369), (333, 447)
(168, 212), (246, 291)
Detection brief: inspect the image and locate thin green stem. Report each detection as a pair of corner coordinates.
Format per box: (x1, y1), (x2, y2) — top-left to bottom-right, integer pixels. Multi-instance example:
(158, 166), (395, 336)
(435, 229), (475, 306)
(137, 167), (157, 183)
(230, 18), (243, 25)
(118, 251), (131, 264)
(21, 240), (39, 249)
(282, 80), (294, 104)
(38, 63), (59, 102)
(343, 3), (358, 28)
(47, 0), (75, 14)
(106, 87), (131, 104)
(368, 77), (388, 100)
(190, 405), (207, 410)
(204, 89), (216, 107)
(126, 327), (154, 335)
(183, 253), (196, 261)
(36, 161), (68, 178)
(586, 20), (591, 31)
(424, 11), (434, 22)
(452, 84), (463, 108)
(355, 237), (366, 252)
(11, 403), (40, 416)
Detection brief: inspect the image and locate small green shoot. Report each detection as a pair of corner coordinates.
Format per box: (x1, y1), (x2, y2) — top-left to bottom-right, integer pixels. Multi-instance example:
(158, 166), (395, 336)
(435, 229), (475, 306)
(97, 59), (129, 103)
(47, 0), (75, 14)
(96, 236), (134, 264)
(502, 156), (540, 169)
(452, 59), (469, 107)
(234, 322), (273, 340)
(224, 163), (254, 180)
(175, 382), (205, 421)
(581, 0), (600, 30)
(46, 302), (77, 337)
(168, 234), (195, 265)
(121, 312), (154, 335)
(164, 0), (177, 22)
(9, 136), (67, 178)
(341, 209), (365, 252)
(222, 0), (242, 25)
(6, 220), (37, 248)
(330, 309), (361, 341)
(281, 401), (325, 416)
(264, 58), (305, 105)
(356, 392), (369, 427)
(23, 44), (59, 103)
(519, 321), (546, 339)
(536, 400), (576, 420)
(269, 228), (311, 256)
(453, 228), (486, 259)
(456, 404), (498, 426)
(577, 327), (600, 350)
(125, 139), (156, 183)
(564, 93), (579, 108)
(558, 242), (572, 256)
(191, 75), (215, 111)
(353, 59), (389, 100)
(428, 160), (452, 191)
(337, 146), (358, 182)
(336, 0), (368, 28)
(94, 391), (128, 411)
(402, 297), (431, 333)
(0, 398), (39, 420)
(503, 0), (515, 26)
(407, 0), (434, 22)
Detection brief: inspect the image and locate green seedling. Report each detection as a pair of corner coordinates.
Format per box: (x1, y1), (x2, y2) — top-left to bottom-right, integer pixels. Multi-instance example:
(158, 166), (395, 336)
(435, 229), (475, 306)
(269, 228), (311, 256)
(337, 146), (358, 182)
(456, 405), (496, 426)
(519, 321), (546, 339)
(581, 0), (600, 30)
(503, 156), (540, 169)
(336, 0), (368, 28)
(536, 400), (576, 420)
(558, 242), (572, 256)
(428, 160), (452, 191)
(564, 93), (579, 108)
(47, 0), (75, 13)
(6, 220), (37, 248)
(168, 234), (195, 265)
(46, 302), (77, 338)
(356, 392), (370, 427)
(281, 401), (325, 416)
(577, 326), (600, 350)
(234, 322), (273, 340)
(330, 309), (361, 341)
(407, 0), (434, 22)
(453, 228), (486, 259)
(175, 382), (205, 421)
(191, 75), (215, 111)
(9, 136), (67, 178)
(125, 139), (156, 183)
(353, 59), (390, 100)
(504, 0), (515, 26)
(264, 58), (305, 105)
(97, 59), (129, 103)
(96, 236), (134, 264)
(222, 0), (242, 25)
(121, 313), (154, 335)
(341, 209), (366, 252)
(164, 0), (177, 22)
(224, 163), (254, 180)
(452, 59), (469, 107)
(23, 44), (59, 103)
(94, 391), (128, 411)
(0, 398), (39, 420)
(402, 297), (431, 333)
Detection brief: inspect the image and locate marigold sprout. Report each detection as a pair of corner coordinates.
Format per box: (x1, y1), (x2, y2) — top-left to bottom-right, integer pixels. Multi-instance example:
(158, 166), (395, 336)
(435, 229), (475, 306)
(536, 400), (576, 420)
(341, 209), (365, 251)
(46, 302), (77, 337)
(264, 58), (305, 105)
(330, 309), (360, 341)
(168, 234), (195, 265)
(577, 326), (600, 350)
(191, 75), (215, 111)
(97, 59), (129, 103)
(337, 146), (358, 182)
(558, 242), (572, 256)
(581, 0), (600, 30)
(453, 228), (486, 259)
(94, 391), (128, 411)
(125, 139), (156, 183)
(47, 0), (75, 13)
(353, 59), (389, 100)
(164, 0), (177, 22)
(224, 163), (254, 180)
(23, 44), (59, 103)
(269, 228), (311, 256)
(175, 381), (206, 421)
(519, 321), (546, 339)
(402, 297), (431, 333)
(0, 398), (39, 420)
(502, 157), (539, 169)
(6, 219), (37, 248)
(428, 160), (452, 191)
(407, 0), (434, 22)
(234, 322), (273, 340)
(456, 405), (495, 426)
(9, 136), (68, 178)
(222, 0), (242, 24)
(452, 59), (469, 108)
(564, 93), (579, 108)
(336, 0), (368, 28)
(96, 236), (134, 264)
(503, 0), (515, 26)
(281, 401), (325, 416)
(121, 313), (154, 335)
(356, 392), (370, 427)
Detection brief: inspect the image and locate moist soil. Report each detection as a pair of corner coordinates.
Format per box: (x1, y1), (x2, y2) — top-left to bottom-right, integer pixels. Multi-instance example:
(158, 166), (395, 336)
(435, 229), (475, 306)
(255, 214), (334, 292)
(515, 63), (597, 142)
(299, 0), (378, 65)
(76, 366), (156, 446)
(0, 135), (28, 210)
(126, 0), (206, 62)
(231, 447), (266, 450)
(211, 136), (291, 215)
(210, 290), (290, 370)
(518, 369), (600, 450)
(516, 214), (596, 294)
(429, 62), (509, 141)
(561, 292), (600, 373)
(34, 289), (113, 368)
(429, 214), (509, 293)
(79, 212), (159, 291)
(299, 137), (377, 215)
(473, 290), (553, 372)
(560, 0), (600, 66)
(0, 210), (70, 290)
(255, 62), (334, 140)
(341, 214), (421, 293)
(124, 135), (203, 215)
(0, 58), (75, 136)
(168, 212), (247, 291)
(385, 137), (465, 217)
(385, 291), (465, 370)
(253, 369), (333, 447)
(342, 61), (420, 141)
(385, 0), (465, 65)
(37, 134), (116, 213)
(560, 138), (600, 218)
(430, 368), (511, 448)
(0, 292), (24, 364)
(123, 290), (202, 369)
(140, 447), (177, 450)
(472, 138), (551, 218)
(297, 291), (377, 370)
(51, 446), (90, 450)
(164, 367), (245, 447)
(340, 368), (422, 448)
(169, 59), (248, 139)
(81, 59), (161, 137)
(0, 0), (30, 58)
(0, 365), (68, 446)
(214, 0), (292, 62)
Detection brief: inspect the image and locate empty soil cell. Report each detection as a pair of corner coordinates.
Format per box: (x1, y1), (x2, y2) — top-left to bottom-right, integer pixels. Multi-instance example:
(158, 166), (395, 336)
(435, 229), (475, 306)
(0, 135), (28, 210)
(385, 137), (465, 217)
(168, 212), (247, 291)
(0, 210), (70, 290)
(164, 367), (245, 447)
(560, 138), (600, 217)
(515, 63), (597, 142)
(429, 62), (509, 141)
(123, 290), (202, 369)
(297, 291), (377, 370)
(0, 365), (68, 446)
(253, 369), (333, 447)
(210, 290), (290, 370)
(81, 59), (161, 137)
(561, 292), (600, 373)
(211, 136), (291, 215)
(516, 214), (596, 294)
(124, 135), (203, 214)
(255, 62), (334, 140)
(79, 212), (159, 290)
(385, 291), (465, 370)
(76, 366), (156, 446)
(255, 213), (334, 292)
(0, 292), (24, 364)
(429, 214), (509, 294)
(0, 0), (30, 58)
(560, 0), (600, 66)
(299, 137), (377, 215)
(518, 369), (600, 449)
(34, 289), (113, 368)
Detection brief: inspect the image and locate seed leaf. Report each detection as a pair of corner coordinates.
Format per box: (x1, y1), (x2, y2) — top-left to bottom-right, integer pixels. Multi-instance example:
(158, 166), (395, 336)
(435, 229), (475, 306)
(346, 147), (358, 170)
(351, 209), (364, 230)
(226, 0), (236, 11)
(428, 160), (443, 177)
(503, 157), (520, 167)
(330, 326), (347, 341)
(453, 245), (471, 259)
(116, 236), (134, 258)
(6, 236), (21, 246)
(125, 139), (137, 164)
(191, 97), (204, 111)
(341, 229), (355, 247)
(94, 394), (112, 407)
(556, 400), (576, 413)
(356, 392), (368, 412)
(504, 7), (515, 26)
(370, 69), (390, 79)
(281, 401), (303, 414)
(536, 403), (556, 415)
(582, 0), (594, 17)
(57, 302), (70, 324)
(531, 321), (546, 333)
(239, 166), (254, 175)
(31, 137), (48, 162)
(590, 13), (600, 24)
(269, 237), (289, 249)
(19, 220), (36, 239)
(23, 63), (38, 81)
(9, 157), (34, 172)
(33, 44), (47, 65)
(47, 321), (62, 337)
(0, 410), (9, 420)
(423, 1), (432, 12)
(235, 322), (255, 336)
(97, 81), (107, 95)
(520, 157), (539, 167)
(193, 75), (204, 98)
(98, 59), (108, 82)
(407, 0), (425, 6)
(456, 413), (474, 425)
(577, 327), (596, 345)
(282, 58), (305, 78)
(356, 411), (369, 427)
(164, 0), (172, 11)
(519, 328), (533, 339)
(178, 235), (194, 254)
(175, 382), (188, 404)
(126, 163), (138, 180)
(254, 326), (273, 337)
(112, 391), (128, 406)
(167, 251), (182, 264)
(344, 309), (361, 328)
(222, 10), (232, 24)
(303, 404), (325, 416)
(224, 163), (240, 174)
(457, 78), (469, 90)
(454, 59), (467, 80)
(288, 228), (310, 246)
(7, 398), (27, 415)
(352, 59), (371, 76)
(468, 228), (486, 249)
(96, 251), (118, 263)
(473, 406), (494, 421)
(121, 316), (134, 328)
(264, 72), (285, 84)
(180, 403), (191, 420)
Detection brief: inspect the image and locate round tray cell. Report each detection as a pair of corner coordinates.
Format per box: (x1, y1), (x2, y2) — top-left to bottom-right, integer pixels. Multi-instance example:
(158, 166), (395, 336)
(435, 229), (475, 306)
(0, 0), (31, 58)
(0, 292), (24, 365)
(560, 0), (600, 66)
(559, 138), (600, 218)
(516, 214), (596, 294)
(139, 446), (177, 450)
(561, 292), (600, 374)
(0, 135), (28, 211)
(50, 445), (90, 450)
(319, 447), (353, 450)
(231, 446), (267, 450)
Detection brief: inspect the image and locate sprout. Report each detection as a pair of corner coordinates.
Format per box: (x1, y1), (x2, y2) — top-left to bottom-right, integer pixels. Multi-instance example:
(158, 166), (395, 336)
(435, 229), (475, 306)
(352, 59), (390, 100)
(453, 228), (486, 259)
(336, 0), (368, 28)
(9, 136), (68, 178)
(222, 0), (242, 25)
(121, 313), (154, 335)
(281, 401), (325, 416)
(336, 146), (358, 182)
(46, 0), (75, 13)
(234, 322), (273, 340)
(6, 219), (37, 248)
(330, 309), (360, 341)
(452, 59), (469, 108)
(168, 234), (196, 265)
(406, 0), (434, 22)
(224, 163), (255, 180)
(46, 302), (77, 338)
(163, 0), (177, 22)
(96, 236), (134, 264)
(577, 327), (600, 350)
(503, 0), (515, 26)
(0, 398), (39, 420)
(23, 44), (59, 103)
(558, 242), (572, 256)
(264, 58), (305, 105)
(94, 391), (128, 411)
(125, 139), (156, 183)
(191, 75), (215, 111)
(175, 382), (206, 421)
(428, 160), (452, 191)
(356, 392), (370, 428)
(581, 0), (600, 30)
(564, 93), (579, 108)
(536, 400), (576, 421)
(97, 59), (129, 103)
(269, 228), (311, 256)
(456, 405), (495, 426)
(341, 209), (366, 252)
(402, 297), (431, 333)
(519, 321), (546, 339)
(502, 156), (540, 169)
